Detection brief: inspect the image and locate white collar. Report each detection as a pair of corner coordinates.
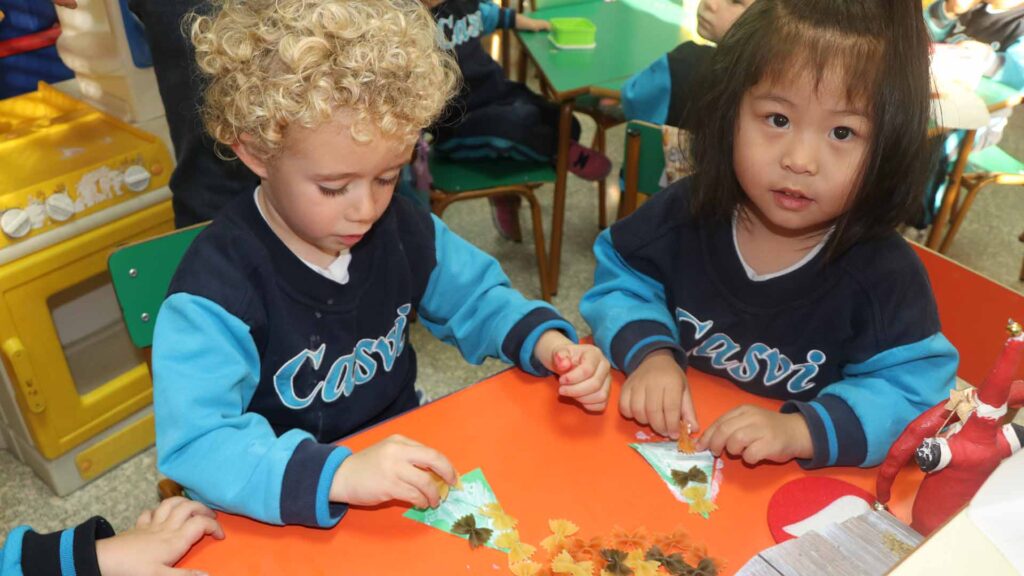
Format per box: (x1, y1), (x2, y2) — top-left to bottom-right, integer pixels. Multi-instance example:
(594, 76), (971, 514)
(731, 211), (830, 282)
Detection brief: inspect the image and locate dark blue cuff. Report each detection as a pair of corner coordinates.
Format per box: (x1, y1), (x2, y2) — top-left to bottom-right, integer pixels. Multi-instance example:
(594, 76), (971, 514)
(22, 516), (113, 576)
(281, 440), (351, 527)
(502, 307), (577, 377)
(501, 8), (516, 29)
(611, 320), (686, 374)
(782, 395), (867, 469)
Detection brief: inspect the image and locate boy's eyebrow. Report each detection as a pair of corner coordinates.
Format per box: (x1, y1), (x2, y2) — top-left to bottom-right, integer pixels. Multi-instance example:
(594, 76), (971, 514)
(314, 161), (407, 180)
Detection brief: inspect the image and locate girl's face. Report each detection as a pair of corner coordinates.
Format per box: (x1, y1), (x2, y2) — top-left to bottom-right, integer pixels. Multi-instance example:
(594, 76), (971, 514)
(732, 71), (871, 239)
(696, 0), (755, 43)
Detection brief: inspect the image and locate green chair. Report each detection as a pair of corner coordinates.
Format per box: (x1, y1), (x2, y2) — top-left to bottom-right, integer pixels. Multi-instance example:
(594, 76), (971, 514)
(619, 120), (692, 219)
(108, 223), (206, 499)
(429, 155), (554, 301)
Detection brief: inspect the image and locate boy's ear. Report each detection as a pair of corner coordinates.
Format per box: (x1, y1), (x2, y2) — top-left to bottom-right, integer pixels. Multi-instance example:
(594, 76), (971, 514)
(232, 134), (270, 179)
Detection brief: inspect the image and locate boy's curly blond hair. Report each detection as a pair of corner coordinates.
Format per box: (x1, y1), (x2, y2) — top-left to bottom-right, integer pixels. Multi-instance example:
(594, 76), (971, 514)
(191, 0), (459, 157)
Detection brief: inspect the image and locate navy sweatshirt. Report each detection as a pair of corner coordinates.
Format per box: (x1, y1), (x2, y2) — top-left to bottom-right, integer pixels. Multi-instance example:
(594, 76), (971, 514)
(1, 517), (114, 576)
(581, 179), (958, 468)
(152, 191), (575, 527)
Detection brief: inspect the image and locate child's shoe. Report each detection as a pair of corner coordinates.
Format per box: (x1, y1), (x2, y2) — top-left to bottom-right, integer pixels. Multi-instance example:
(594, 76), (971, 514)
(489, 195), (523, 242)
(567, 141), (612, 181)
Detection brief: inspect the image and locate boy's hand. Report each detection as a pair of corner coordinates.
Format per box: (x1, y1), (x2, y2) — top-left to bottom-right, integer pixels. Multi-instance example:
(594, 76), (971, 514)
(696, 405), (813, 464)
(534, 331), (611, 412)
(516, 14), (551, 32)
(96, 497), (224, 576)
(620, 350), (697, 439)
(330, 435), (457, 510)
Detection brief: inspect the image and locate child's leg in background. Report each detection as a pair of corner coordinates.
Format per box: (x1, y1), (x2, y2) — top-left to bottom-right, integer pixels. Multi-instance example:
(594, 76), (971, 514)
(433, 84), (611, 239)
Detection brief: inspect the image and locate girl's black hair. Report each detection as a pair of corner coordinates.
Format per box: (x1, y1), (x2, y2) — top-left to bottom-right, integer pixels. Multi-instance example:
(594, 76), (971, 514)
(688, 0), (931, 258)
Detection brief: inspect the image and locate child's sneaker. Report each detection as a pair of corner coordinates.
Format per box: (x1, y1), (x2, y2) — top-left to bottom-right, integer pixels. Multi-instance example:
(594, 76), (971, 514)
(567, 141), (612, 181)
(489, 195), (523, 242)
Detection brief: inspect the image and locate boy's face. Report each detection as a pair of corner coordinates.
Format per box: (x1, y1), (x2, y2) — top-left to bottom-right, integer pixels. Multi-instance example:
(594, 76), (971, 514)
(732, 71), (871, 239)
(234, 116), (411, 266)
(696, 0), (754, 43)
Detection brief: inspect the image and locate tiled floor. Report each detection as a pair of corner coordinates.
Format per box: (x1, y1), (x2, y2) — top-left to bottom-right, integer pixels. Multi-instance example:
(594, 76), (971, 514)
(2, 100), (1023, 546)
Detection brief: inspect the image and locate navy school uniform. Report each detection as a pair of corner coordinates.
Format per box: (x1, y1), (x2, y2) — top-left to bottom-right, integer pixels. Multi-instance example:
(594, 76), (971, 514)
(152, 191), (576, 527)
(621, 41), (715, 128)
(1, 518), (113, 576)
(581, 178), (958, 468)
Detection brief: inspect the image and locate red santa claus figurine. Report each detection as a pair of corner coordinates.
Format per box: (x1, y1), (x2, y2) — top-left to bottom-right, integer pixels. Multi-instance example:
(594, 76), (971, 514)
(876, 320), (1024, 535)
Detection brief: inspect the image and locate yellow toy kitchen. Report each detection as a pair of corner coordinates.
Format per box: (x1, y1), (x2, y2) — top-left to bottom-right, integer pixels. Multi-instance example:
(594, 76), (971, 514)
(0, 0), (174, 496)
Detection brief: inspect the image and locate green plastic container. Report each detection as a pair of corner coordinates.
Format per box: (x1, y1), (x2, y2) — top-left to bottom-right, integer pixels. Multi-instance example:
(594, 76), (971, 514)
(549, 17), (596, 49)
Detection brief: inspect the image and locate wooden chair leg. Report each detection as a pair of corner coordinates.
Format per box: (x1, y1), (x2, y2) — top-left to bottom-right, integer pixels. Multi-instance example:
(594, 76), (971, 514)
(594, 125), (608, 229)
(928, 130), (976, 249)
(938, 177), (992, 253)
(519, 188), (552, 302)
(1019, 231), (1024, 282)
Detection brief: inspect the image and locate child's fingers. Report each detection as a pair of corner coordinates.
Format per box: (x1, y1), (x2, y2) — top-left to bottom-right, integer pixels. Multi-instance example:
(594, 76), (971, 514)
(648, 385), (669, 437)
(724, 422), (759, 457)
(698, 414), (742, 456)
(619, 383), (635, 419)
(152, 496), (188, 525)
(629, 382), (649, 425)
(662, 382), (683, 440)
(181, 514), (226, 542)
(558, 368), (605, 397)
(167, 499), (219, 530)
(552, 350), (574, 374)
(680, 385), (700, 434)
(398, 467), (437, 509)
(557, 359), (596, 386)
(405, 445), (458, 486)
(155, 567), (209, 576)
(741, 438), (773, 466)
(575, 387), (609, 411)
(135, 507), (154, 529)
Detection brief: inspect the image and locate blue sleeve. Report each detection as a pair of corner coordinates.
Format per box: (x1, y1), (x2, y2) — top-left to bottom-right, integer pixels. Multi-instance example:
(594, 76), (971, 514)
(479, 2), (516, 34)
(990, 38), (1024, 92)
(924, 0), (956, 41)
(1, 517), (114, 576)
(152, 294), (351, 528)
(621, 55), (672, 124)
(782, 333), (958, 468)
(0, 527), (28, 576)
(418, 216), (576, 377)
(580, 229), (685, 374)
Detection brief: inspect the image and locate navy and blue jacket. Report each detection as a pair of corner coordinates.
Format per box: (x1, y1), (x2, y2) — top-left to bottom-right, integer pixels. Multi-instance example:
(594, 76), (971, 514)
(581, 179), (958, 468)
(621, 41), (715, 127)
(1, 517), (114, 576)
(432, 0), (517, 113)
(152, 191), (575, 528)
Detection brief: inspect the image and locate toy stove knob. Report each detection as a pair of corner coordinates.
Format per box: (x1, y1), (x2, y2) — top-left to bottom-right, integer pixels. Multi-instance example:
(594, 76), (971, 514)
(45, 192), (76, 222)
(123, 165), (152, 192)
(1, 208), (31, 239)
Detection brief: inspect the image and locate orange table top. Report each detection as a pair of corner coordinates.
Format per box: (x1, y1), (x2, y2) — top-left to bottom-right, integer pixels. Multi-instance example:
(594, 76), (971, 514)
(178, 245), (1024, 575)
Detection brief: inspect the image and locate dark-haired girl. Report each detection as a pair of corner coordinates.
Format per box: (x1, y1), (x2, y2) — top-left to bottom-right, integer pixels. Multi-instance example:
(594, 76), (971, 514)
(581, 0), (958, 469)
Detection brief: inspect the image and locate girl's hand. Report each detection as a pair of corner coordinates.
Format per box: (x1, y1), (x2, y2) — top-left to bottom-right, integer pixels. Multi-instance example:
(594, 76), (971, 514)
(330, 435), (457, 509)
(696, 405), (813, 464)
(620, 350), (698, 439)
(516, 14), (551, 32)
(96, 497), (224, 576)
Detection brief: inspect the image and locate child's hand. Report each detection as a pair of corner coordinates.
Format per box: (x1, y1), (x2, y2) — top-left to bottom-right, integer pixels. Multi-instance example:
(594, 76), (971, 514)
(516, 14), (551, 32)
(330, 435), (457, 509)
(534, 330), (611, 412)
(551, 343), (612, 412)
(96, 496), (224, 576)
(620, 350), (697, 439)
(696, 405), (813, 464)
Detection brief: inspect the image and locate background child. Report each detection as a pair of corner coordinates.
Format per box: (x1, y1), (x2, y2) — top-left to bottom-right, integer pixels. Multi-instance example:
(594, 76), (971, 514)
(153, 0), (611, 529)
(582, 0), (958, 468)
(1, 497), (222, 576)
(422, 0), (611, 239)
(620, 0), (756, 127)
(919, 0), (1024, 227)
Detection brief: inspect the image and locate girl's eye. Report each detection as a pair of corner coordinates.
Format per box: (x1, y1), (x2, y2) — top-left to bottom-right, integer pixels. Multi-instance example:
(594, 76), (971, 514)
(768, 113), (789, 128)
(375, 175), (400, 186)
(831, 126), (854, 141)
(318, 185), (348, 197)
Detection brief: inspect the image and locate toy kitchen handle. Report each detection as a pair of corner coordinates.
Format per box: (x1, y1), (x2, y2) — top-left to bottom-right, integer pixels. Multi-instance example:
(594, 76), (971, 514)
(2, 337), (46, 413)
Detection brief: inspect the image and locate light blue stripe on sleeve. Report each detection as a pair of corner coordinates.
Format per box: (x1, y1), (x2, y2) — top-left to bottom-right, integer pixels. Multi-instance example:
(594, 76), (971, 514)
(808, 402), (839, 467)
(1, 526), (30, 576)
(316, 447), (353, 527)
(58, 529), (75, 576)
(622, 335), (678, 372)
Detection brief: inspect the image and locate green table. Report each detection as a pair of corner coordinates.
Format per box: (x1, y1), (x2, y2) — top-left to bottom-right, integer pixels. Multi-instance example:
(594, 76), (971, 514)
(516, 0), (691, 294)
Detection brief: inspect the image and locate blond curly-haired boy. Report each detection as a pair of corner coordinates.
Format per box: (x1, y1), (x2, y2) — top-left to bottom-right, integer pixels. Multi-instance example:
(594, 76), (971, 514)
(151, 0), (611, 527)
